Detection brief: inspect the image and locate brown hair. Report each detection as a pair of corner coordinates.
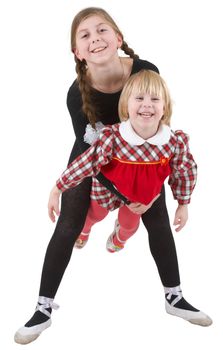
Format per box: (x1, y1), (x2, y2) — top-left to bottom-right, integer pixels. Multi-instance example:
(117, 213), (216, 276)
(71, 7), (139, 126)
(118, 70), (172, 126)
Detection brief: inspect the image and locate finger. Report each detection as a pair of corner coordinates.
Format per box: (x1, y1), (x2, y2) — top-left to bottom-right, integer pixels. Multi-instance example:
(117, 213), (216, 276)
(134, 209), (144, 215)
(129, 202), (140, 208)
(148, 194), (160, 207)
(175, 224), (183, 232)
(128, 205), (141, 212)
(127, 204), (137, 210)
(126, 206), (134, 212)
(131, 209), (141, 214)
(173, 216), (180, 226)
(48, 206), (55, 222)
(55, 203), (60, 216)
(174, 224), (181, 232)
(174, 220), (186, 232)
(151, 193), (160, 203)
(131, 210), (140, 214)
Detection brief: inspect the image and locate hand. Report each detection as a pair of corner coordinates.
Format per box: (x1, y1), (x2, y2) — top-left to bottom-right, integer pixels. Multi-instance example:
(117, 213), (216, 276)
(127, 193), (160, 215)
(173, 204), (188, 232)
(48, 185), (61, 222)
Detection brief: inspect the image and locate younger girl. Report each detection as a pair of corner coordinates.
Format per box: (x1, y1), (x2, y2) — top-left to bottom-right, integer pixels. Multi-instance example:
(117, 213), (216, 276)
(49, 70), (196, 254)
(48, 70), (211, 328)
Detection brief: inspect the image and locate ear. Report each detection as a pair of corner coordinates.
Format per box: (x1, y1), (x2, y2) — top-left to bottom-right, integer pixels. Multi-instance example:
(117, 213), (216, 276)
(160, 108), (165, 122)
(117, 34), (123, 49)
(162, 105), (165, 117)
(74, 48), (83, 61)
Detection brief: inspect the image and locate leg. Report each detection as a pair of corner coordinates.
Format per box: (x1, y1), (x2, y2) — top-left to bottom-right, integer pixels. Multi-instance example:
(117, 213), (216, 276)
(15, 178), (92, 344)
(141, 185), (212, 326)
(40, 179), (92, 297)
(106, 205), (140, 252)
(118, 205), (140, 241)
(75, 200), (109, 248)
(141, 186), (180, 287)
(82, 199), (109, 232)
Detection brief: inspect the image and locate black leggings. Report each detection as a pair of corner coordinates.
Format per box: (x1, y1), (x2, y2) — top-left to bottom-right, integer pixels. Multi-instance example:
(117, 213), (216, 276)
(39, 179), (180, 298)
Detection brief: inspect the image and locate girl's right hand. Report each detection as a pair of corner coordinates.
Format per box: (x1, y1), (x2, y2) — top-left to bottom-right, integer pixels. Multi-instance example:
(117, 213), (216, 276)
(127, 193), (160, 215)
(48, 185), (61, 222)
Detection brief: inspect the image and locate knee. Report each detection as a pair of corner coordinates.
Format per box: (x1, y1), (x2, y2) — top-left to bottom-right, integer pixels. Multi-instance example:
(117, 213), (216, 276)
(55, 215), (85, 241)
(120, 220), (140, 233)
(88, 205), (108, 222)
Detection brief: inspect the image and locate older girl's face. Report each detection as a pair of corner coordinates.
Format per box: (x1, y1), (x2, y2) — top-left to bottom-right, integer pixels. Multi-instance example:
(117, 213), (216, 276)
(74, 15), (122, 65)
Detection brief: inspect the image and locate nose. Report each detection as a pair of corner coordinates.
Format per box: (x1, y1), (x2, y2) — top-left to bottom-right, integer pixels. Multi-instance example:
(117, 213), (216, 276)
(143, 99), (152, 108)
(92, 38), (100, 44)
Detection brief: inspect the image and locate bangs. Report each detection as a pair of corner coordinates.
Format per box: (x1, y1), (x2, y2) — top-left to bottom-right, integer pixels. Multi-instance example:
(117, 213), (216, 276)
(131, 72), (164, 98)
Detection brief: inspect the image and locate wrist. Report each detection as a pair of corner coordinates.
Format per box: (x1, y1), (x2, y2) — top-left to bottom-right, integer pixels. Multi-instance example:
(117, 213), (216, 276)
(54, 184), (62, 195)
(178, 204), (188, 208)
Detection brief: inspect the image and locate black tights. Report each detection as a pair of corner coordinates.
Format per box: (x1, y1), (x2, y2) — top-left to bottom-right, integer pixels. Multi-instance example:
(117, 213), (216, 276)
(141, 186), (180, 287)
(39, 180), (180, 298)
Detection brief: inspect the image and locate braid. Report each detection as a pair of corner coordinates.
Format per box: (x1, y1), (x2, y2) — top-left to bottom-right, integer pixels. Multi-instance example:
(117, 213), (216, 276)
(121, 41), (139, 59)
(75, 58), (98, 127)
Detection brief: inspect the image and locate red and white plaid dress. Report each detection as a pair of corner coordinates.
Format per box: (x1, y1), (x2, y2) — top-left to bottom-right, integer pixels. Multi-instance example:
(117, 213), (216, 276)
(56, 121), (197, 211)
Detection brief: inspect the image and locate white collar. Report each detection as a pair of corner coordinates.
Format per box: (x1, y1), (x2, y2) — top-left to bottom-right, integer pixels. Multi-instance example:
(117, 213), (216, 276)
(119, 120), (171, 146)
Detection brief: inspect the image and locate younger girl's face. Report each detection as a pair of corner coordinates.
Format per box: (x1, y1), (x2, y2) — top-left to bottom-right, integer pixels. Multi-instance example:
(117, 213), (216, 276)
(127, 91), (165, 138)
(74, 15), (122, 65)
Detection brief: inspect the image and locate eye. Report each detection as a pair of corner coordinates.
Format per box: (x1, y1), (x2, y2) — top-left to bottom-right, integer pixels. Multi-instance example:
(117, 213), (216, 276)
(99, 28), (107, 33)
(135, 96), (144, 101)
(81, 33), (89, 39)
(151, 96), (160, 101)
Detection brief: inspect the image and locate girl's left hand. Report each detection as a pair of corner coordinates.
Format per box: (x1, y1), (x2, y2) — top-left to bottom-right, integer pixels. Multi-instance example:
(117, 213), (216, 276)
(48, 185), (61, 222)
(127, 193), (160, 215)
(173, 204), (188, 232)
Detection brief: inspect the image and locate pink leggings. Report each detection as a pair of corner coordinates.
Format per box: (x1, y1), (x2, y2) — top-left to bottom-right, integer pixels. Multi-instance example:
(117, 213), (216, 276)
(83, 200), (141, 242)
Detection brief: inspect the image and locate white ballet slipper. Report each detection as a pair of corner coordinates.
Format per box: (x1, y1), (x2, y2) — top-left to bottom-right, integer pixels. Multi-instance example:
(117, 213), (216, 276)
(14, 296), (59, 344)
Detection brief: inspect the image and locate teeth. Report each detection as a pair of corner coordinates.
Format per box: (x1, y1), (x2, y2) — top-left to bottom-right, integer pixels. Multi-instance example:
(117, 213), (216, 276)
(139, 113), (152, 117)
(92, 47), (105, 53)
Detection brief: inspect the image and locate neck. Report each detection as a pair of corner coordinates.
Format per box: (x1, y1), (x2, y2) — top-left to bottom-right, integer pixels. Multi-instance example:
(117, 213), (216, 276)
(88, 56), (127, 93)
(132, 124), (160, 140)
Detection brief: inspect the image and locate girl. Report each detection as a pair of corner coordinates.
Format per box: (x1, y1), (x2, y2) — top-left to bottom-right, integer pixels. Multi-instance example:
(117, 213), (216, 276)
(14, 7), (212, 345)
(49, 70), (197, 257)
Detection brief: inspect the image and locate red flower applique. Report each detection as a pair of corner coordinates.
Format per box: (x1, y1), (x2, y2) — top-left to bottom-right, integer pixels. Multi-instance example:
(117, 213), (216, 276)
(160, 157), (169, 166)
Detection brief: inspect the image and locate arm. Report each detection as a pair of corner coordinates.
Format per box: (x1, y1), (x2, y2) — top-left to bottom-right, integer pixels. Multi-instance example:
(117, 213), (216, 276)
(169, 131), (197, 231)
(67, 81), (91, 154)
(48, 128), (114, 221)
(57, 127), (114, 191)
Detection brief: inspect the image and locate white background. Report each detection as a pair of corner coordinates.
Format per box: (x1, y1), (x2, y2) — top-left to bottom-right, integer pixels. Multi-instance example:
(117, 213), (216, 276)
(1, 0), (222, 348)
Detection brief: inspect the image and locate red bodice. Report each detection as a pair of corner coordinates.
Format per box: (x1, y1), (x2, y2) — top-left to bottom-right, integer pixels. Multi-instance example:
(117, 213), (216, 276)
(101, 156), (171, 205)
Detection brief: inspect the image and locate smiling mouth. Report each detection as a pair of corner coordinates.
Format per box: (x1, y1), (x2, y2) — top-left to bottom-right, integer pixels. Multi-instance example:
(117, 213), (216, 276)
(138, 113), (154, 118)
(91, 46), (107, 53)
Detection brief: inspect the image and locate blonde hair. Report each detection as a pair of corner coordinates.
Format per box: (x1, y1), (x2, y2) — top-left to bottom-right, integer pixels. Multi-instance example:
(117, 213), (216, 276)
(118, 70), (172, 126)
(70, 7), (139, 126)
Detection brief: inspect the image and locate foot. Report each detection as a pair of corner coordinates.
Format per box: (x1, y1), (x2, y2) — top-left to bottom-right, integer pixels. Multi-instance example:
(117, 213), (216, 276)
(14, 296), (59, 344)
(74, 231), (90, 249)
(14, 317), (52, 344)
(165, 286), (212, 326)
(106, 220), (125, 253)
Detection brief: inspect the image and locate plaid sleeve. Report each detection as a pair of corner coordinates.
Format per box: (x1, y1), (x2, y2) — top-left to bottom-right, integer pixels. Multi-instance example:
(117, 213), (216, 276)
(168, 130), (197, 205)
(56, 127), (114, 192)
